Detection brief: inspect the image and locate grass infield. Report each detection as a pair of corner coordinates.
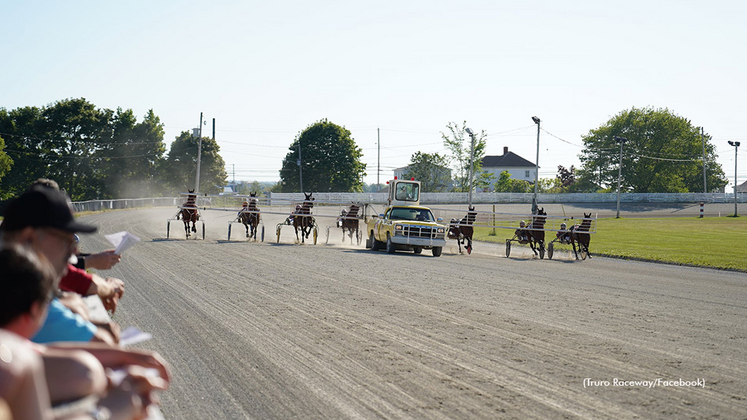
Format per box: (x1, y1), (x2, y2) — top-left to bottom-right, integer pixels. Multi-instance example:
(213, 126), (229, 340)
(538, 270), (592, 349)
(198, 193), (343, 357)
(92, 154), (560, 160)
(474, 217), (747, 272)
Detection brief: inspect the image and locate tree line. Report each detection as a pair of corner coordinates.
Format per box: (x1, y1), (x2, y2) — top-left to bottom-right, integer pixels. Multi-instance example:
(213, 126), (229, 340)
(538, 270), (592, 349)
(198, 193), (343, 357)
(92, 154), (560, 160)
(0, 99), (729, 201)
(0, 98), (226, 200)
(400, 108), (727, 194)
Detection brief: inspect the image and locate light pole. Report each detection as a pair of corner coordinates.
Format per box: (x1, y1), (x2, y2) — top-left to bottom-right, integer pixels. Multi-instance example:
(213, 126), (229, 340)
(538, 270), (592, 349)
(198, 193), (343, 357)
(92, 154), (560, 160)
(465, 127), (476, 207)
(297, 132), (303, 193)
(194, 112), (203, 193)
(531, 116), (541, 214)
(728, 141), (741, 217)
(614, 136), (628, 219)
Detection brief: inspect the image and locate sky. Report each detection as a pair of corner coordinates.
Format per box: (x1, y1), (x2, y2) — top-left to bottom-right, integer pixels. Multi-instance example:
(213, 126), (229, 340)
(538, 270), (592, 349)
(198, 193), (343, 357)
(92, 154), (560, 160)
(2, 0), (746, 188)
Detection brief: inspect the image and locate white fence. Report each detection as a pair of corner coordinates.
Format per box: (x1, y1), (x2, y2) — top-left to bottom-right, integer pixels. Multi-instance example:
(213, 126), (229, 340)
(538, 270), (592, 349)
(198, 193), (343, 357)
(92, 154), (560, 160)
(265, 192), (746, 206)
(69, 192), (746, 212)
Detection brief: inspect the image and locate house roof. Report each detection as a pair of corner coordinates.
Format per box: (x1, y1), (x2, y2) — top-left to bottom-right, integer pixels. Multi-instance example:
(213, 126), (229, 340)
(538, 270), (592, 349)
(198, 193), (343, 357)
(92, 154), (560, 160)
(482, 152), (535, 168)
(737, 180), (747, 193)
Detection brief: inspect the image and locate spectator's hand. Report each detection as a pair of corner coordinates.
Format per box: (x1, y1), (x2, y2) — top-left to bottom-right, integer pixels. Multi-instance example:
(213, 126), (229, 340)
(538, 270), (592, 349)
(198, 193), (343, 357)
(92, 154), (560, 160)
(85, 250), (121, 270)
(58, 291), (91, 320)
(107, 277), (125, 299)
(99, 381), (146, 420)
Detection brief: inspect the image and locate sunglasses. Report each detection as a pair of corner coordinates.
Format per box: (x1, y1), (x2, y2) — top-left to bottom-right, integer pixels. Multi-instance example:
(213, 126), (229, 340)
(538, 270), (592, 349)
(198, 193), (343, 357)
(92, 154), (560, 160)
(41, 228), (78, 249)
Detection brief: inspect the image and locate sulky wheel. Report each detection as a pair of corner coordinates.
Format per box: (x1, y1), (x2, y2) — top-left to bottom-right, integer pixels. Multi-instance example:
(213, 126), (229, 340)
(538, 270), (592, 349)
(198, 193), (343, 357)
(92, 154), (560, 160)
(580, 244), (588, 260)
(276, 225), (282, 243)
(227, 224), (232, 241)
(202, 223), (206, 240)
(167, 221), (170, 239)
(547, 242), (554, 259)
(505, 239), (511, 258)
(260, 225), (265, 242)
(539, 242), (545, 259)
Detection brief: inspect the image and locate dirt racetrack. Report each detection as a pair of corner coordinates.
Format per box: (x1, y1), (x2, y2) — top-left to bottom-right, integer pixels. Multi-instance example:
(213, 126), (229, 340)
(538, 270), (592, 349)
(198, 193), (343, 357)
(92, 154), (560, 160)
(77, 206), (747, 419)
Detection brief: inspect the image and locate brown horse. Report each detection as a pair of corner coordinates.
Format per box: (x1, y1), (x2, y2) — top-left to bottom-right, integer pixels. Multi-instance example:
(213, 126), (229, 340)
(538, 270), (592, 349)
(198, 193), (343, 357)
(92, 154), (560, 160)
(570, 213), (592, 260)
(239, 192), (261, 240)
(338, 202), (361, 244)
(178, 189), (199, 238)
(448, 205), (476, 254)
(526, 207), (547, 258)
(293, 192), (315, 243)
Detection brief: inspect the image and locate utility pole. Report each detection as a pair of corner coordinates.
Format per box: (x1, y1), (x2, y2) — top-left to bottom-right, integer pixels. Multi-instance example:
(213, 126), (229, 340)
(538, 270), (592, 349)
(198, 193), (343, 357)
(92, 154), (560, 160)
(465, 127), (476, 208)
(531, 116), (541, 214)
(615, 136), (628, 219)
(377, 128), (381, 191)
(297, 132), (303, 193)
(728, 141), (740, 217)
(702, 127), (707, 193)
(194, 112), (203, 193)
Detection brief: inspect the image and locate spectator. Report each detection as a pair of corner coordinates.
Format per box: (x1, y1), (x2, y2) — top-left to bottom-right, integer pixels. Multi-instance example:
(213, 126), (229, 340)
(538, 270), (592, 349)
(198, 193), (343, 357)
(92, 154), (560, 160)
(0, 244), (168, 419)
(0, 186), (116, 344)
(0, 244), (57, 420)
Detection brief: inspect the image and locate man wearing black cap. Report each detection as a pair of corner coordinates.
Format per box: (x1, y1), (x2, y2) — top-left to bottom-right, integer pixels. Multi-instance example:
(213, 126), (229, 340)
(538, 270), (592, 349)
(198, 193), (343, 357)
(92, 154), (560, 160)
(1, 186), (115, 344)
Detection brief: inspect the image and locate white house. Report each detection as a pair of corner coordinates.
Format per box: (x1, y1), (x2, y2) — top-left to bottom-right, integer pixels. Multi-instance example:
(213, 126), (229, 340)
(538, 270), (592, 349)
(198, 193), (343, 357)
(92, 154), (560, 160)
(481, 146), (536, 184)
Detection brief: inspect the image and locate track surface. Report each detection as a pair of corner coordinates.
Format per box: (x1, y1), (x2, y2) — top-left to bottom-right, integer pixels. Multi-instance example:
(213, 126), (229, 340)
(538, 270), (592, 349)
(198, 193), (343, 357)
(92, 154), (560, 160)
(78, 207), (747, 419)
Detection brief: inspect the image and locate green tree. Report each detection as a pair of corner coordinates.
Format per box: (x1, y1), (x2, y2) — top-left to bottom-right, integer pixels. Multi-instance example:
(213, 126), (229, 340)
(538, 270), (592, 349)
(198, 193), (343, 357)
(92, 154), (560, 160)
(403, 152), (451, 192)
(278, 119), (366, 192)
(164, 131), (227, 194)
(442, 121), (487, 192)
(98, 108), (166, 198)
(39, 98), (114, 200)
(0, 135), (13, 189)
(494, 170), (532, 193)
(578, 107), (728, 193)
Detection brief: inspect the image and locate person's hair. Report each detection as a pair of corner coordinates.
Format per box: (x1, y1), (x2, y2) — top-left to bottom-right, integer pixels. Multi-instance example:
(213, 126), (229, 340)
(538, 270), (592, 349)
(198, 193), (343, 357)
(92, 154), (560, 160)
(30, 178), (60, 191)
(0, 244), (56, 327)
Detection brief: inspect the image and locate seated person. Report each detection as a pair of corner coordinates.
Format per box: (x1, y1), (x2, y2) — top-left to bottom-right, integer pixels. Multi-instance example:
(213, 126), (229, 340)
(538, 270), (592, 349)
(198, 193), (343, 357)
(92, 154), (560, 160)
(288, 205), (301, 224)
(238, 201), (249, 218)
(515, 221), (529, 242)
(556, 222), (571, 243)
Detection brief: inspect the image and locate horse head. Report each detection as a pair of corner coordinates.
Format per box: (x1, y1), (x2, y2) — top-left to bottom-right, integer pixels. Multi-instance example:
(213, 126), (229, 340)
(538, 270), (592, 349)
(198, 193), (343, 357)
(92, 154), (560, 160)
(303, 192), (315, 209)
(466, 205), (477, 224)
(528, 207), (546, 230)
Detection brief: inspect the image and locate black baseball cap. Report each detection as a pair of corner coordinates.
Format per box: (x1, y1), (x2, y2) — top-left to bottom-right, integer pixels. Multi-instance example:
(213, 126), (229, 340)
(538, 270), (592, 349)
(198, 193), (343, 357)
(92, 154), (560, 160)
(1, 186), (97, 234)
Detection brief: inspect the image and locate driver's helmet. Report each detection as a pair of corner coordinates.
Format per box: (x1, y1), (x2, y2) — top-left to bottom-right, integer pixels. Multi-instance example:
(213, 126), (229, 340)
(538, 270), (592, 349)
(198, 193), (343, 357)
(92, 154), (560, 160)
(560, 222), (567, 230)
(295, 205), (301, 211)
(519, 220), (526, 228)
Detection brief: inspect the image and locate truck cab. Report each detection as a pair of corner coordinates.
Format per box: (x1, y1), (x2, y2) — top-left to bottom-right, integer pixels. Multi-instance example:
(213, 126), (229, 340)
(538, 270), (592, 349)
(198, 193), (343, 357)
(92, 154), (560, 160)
(367, 178), (446, 257)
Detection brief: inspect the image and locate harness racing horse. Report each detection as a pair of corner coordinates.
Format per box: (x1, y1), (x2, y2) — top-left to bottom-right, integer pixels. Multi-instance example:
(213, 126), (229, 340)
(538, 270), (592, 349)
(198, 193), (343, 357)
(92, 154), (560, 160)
(526, 207), (547, 258)
(570, 213), (592, 260)
(293, 192), (315, 243)
(179, 189), (199, 238)
(448, 206), (477, 254)
(339, 202), (361, 244)
(239, 193), (261, 240)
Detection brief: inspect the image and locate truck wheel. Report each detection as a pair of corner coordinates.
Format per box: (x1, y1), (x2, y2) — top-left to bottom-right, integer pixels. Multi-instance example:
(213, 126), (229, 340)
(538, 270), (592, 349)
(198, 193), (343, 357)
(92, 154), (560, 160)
(386, 234), (396, 254)
(370, 231), (380, 251)
(432, 246), (443, 257)
(413, 247), (422, 254)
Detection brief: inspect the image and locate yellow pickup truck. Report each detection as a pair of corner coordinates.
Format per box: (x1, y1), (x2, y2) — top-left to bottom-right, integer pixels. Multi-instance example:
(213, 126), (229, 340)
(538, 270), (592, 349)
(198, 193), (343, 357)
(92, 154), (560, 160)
(365, 179), (447, 257)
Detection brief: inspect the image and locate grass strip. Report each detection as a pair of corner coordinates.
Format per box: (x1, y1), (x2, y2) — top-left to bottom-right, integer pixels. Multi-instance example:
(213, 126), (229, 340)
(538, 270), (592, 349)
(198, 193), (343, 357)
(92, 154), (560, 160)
(474, 217), (747, 272)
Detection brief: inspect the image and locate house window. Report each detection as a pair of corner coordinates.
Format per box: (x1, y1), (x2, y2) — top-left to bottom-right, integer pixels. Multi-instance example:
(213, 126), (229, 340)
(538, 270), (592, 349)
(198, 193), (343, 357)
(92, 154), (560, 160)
(525, 170), (530, 178)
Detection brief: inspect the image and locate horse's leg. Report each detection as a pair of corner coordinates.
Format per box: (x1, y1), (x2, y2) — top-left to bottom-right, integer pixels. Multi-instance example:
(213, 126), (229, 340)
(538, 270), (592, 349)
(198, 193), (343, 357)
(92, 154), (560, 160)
(466, 236), (472, 254)
(244, 223), (250, 238)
